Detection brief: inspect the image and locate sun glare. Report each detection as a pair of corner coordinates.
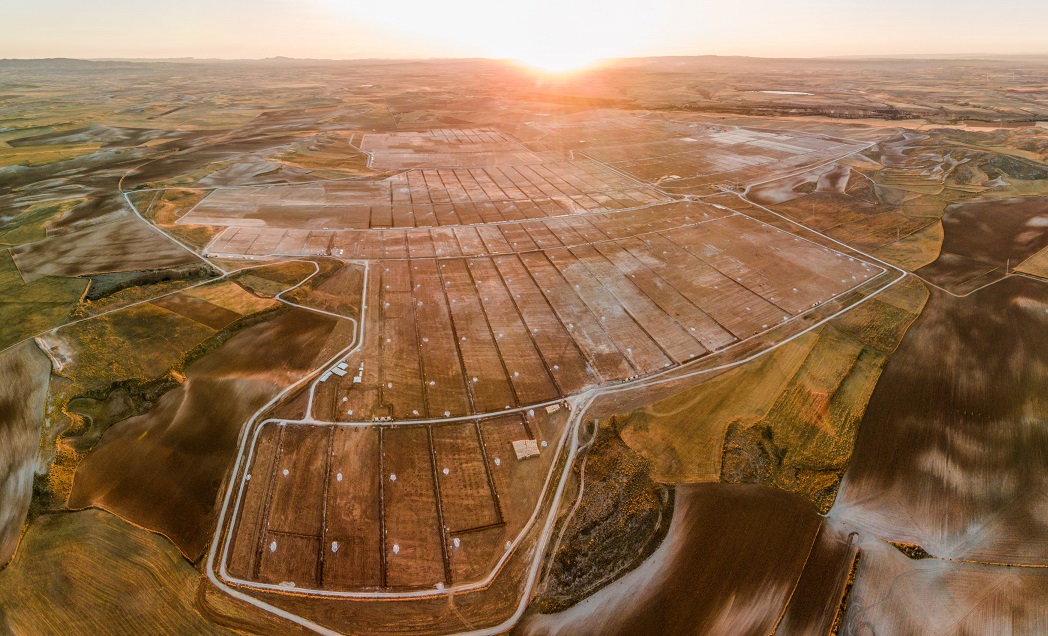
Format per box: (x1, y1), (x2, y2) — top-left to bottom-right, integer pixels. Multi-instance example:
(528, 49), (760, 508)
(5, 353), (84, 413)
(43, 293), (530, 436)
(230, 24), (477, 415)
(511, 51), (604, 75)
(342, 0), (661, 71)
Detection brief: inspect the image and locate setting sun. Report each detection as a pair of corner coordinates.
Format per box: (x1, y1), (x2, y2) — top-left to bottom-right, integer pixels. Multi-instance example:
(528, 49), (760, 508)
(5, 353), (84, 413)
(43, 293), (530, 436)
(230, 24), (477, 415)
(510, 51), (604, 75)
(341, 0), (661, 70)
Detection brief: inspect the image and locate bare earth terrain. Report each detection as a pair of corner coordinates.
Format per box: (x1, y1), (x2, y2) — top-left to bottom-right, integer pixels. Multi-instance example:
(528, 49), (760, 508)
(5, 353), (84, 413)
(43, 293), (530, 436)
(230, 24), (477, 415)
(2, 55), (1048, 635)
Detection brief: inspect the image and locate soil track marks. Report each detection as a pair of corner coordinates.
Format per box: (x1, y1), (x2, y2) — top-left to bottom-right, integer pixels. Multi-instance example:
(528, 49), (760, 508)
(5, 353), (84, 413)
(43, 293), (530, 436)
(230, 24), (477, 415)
(11, 216), (199, 283)
(0, 340), (52, 566)
(0, 509), (240, 636)
(68, 309), (340, 559)
(522, 484), (852, 636)
(916, 197), (1048, 293)
(833, 276), (1048, 565)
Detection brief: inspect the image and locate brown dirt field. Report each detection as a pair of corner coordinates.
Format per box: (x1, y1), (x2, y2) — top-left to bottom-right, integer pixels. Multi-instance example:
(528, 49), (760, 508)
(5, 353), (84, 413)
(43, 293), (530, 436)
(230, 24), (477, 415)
(500, 224), (539, 252)
(265, 425), (329, 538)
(67, 375), (276, 560)
(407, 230), (437, 258)
(468, 257), (560, 404)
(440, 258), (517, 413)
(0, 509), (240, 636)
(0, 340), (52, 566)
(491, 255), (596, 393)
(68, 308), (340, 559)
(205, 200), (767, 262)
(258, 531), (321, 587)
(432, 422), (500, 532)
(230, 419), (517, 592)
(480, 415), (544, 531)
(455, 226), (488, 255)
(377, 261), (426, 419)
(542, 218), (590, 248)
(544, 247), (672, 375)
(150, 292), (242, 330)
(832, 277), (1048, 565)
(431, 226), (460, 255)
(448, 525), (505, 585)
(521, 484), (824, 636)
(182, 158), (665, 230)
(226, 461), (548, 635)
(284, 261), (365, 320)
(670, 215), (878, 314)
(10, 216), (199, 283)
(775, 521), (857, 635)
(916, 197), (1048, 292)
(572, 243), (708, 364)
(592, 240), (732, 353)
(382, 426), (446, 589)
(627, 232), (781, 339)
(523, 222), (566, 250)
(841, 534), (1048, 635)
(324, 426), (382, 589)
(516, 251), (633, 381)
(229, 423), (282, 580)
(410, 259), (471, 418)
(330, 268), (380, 422)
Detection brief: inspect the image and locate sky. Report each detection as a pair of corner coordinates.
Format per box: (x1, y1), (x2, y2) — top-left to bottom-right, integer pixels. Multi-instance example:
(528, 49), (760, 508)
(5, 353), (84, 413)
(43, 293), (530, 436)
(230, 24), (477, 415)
(4, 0), (1048, 68)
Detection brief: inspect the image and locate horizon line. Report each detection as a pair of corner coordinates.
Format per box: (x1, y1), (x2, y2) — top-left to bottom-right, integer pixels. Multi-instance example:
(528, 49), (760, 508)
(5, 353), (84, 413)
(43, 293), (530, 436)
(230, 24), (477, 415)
(3, 52), (1048, 64)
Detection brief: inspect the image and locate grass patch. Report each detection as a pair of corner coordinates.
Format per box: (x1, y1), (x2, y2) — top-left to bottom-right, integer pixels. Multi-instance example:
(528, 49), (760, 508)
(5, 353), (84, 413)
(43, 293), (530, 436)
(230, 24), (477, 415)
(0, 198), (82, 245)
(60, 303), (217, 389)
(281, 260), (364, 319)
(0, 274), (88, 349)
(143, 189), (209, 225)
(0, 248), (26, 291)
(273, 131), (374, 176)
(232, 260), (322, 297)
(0, 509), (239, 635)
(619, 276), (928, 512)
(1016, 243), (1048, 279)
(161, 224), (221, 251)
(873, 221), (944, 271)
(0, 143), (101, 168)
(183, 280), (278, 315)
(173, 305), (287, 375)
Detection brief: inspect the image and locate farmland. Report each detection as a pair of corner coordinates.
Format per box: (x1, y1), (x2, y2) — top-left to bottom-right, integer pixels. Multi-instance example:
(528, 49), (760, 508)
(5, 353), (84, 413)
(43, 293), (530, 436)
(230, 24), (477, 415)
(221, 408), (569, 594)
(3, 55), (1048, 636)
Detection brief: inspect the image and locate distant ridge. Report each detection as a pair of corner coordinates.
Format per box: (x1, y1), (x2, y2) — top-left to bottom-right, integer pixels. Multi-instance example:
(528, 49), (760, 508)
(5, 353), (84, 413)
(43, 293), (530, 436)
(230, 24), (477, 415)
(0, 54), (1046, 68)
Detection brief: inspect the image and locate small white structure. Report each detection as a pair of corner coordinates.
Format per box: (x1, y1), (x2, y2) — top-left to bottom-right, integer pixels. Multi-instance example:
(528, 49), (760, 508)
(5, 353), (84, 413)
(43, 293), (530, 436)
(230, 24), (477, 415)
(545, 403), (561, 415)
(512, 439), (540, 461)
(320, 372), (332, 382)
(331, 367), (348, 377)
(336, 362), (349, 371)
